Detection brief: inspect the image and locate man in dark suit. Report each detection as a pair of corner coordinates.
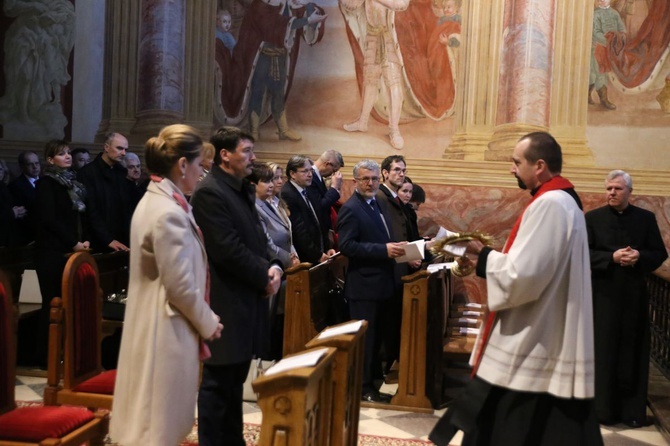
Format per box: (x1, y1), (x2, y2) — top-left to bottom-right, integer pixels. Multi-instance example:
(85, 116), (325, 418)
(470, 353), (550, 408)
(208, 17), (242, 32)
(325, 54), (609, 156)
(337, 159), (406, 403)
(76, 132), (133, 252)
(282, 154), (335, 264)
(308, 149), (344, 244)
(9, 150), (40, 245)
(191, 127), (281, 446)
(375, 155), (419, 375)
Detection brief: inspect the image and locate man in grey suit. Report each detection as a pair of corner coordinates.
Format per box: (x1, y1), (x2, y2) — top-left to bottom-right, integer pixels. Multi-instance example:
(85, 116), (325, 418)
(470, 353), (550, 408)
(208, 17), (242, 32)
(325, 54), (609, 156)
(191, 127), (282, 446)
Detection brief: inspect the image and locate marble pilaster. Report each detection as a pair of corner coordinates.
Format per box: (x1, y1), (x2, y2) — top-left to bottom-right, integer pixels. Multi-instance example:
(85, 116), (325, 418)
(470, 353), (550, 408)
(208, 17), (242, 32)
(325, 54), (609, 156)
(487, 0), (555, 160)
(96, 0), (141, 141)
(443, 0), (505, 160)
(131, 0), (186, 139)
(183, 0), (218, 137)
(548, 0), (594, 165)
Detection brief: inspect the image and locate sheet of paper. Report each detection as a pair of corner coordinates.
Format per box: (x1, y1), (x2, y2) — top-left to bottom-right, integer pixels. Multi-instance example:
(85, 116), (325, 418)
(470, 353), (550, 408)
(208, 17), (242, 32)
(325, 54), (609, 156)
(317, 320), (364, 339)
(435, 226), (466, 257)
(427, 262), (457, 273)
(19, 269), (41, 304)
(459, 327), (480, 335)
(264, 347), (329, 376)
(395, 239), (425, 263)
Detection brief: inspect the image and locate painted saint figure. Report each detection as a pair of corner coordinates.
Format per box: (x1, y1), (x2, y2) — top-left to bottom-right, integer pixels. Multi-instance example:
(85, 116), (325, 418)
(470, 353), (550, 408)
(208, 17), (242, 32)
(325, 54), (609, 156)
(213, 0), (327, 142)
(216, 9), (237, 55)
(589, 0), (625, 110)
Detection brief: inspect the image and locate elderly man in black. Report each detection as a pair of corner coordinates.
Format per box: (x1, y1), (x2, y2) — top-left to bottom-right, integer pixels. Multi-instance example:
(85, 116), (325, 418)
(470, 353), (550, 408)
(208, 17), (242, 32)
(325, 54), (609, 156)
(585, 169), (668, 428)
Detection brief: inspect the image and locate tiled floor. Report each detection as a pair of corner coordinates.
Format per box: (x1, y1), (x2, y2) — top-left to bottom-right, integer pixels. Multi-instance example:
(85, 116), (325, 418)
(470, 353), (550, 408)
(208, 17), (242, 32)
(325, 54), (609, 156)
(17, 376), (669, 445)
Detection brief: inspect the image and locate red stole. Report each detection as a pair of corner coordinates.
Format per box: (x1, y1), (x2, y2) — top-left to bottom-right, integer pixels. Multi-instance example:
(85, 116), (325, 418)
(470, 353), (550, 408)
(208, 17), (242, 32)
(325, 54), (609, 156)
(471, 176), (576, 376)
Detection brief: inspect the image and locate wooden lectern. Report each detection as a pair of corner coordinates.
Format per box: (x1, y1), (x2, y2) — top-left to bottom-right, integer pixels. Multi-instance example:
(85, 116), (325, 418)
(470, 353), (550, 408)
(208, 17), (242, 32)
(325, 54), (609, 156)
(305, 320), (367, 446)
(252, 347), (337, 446)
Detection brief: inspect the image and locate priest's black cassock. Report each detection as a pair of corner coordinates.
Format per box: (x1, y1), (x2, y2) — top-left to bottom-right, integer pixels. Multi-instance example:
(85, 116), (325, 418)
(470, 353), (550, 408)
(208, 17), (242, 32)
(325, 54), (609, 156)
(585, 204), (667, 424)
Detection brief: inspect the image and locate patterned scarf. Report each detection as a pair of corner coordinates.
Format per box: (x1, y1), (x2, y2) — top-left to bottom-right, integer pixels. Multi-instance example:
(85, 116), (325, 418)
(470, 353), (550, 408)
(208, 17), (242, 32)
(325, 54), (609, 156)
(43, 165), (86, 212)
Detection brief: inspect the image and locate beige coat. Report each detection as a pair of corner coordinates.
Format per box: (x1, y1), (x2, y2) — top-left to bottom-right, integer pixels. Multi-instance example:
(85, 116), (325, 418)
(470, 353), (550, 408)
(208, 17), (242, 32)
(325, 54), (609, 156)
(110, 179), (219, 445)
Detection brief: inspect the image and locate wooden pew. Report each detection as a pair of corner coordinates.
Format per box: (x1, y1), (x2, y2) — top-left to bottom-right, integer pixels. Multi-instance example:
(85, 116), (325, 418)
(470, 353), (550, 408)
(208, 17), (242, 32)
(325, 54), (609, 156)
(283, 254), (348, 356)
(305, 320), (367, 446)
(388, 267), (483, 411)
(252, 347), (337, 446)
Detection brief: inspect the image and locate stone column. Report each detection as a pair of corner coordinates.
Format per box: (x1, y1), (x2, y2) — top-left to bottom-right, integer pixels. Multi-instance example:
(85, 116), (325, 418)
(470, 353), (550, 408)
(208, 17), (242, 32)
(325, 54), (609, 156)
(131, 0), (186, 140)
(549, 0), (594, 165)
(96, 0), (141, 141)
(183, 0), (217, 137)
(486, 0), (555, 160)
(444, 0), (506, 160)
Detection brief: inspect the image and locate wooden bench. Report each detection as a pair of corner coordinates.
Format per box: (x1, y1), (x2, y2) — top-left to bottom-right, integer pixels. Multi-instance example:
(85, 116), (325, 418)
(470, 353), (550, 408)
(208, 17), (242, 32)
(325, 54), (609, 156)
(305, 320), (367, 446)
(252, 347), (337, 446)
(377, 267), (484, 411)
(283, 254), (348, 356)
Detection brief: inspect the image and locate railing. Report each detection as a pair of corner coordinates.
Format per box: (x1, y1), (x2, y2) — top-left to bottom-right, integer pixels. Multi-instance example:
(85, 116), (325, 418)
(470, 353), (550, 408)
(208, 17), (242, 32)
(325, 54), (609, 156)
(648, 273), (670, 378)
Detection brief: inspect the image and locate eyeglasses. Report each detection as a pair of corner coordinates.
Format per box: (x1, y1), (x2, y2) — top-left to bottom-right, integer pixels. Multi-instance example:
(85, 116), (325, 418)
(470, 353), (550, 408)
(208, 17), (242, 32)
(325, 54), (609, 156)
(296, 169), (313, 175)
(390, 167), (406, 174)
(355, 176), (380, 183)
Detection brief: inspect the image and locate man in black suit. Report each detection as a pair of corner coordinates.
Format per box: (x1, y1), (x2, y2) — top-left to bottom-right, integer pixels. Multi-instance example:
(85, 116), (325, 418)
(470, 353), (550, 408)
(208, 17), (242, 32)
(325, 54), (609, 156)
(9, 150), (40, 245)
(76, 132), (133, 252)
(282, 154), (335, 264)
(191, 126), (282, 446)
(337, 159), (406, 403)
(308, 149), (344, 244)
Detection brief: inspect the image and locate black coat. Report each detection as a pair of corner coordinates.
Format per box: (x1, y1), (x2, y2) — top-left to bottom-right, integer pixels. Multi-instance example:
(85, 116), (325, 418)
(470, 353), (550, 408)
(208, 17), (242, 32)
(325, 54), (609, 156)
(585, 204), (668, 421)
(77, 153), (134, 251)
(35, 176), (82, 253)
(0, 183), (16, 247)
(191, 164), (278, 365)
(306, 168), (340, 238)
(8, 175), (38, 245)
(281, 181), (325, 264)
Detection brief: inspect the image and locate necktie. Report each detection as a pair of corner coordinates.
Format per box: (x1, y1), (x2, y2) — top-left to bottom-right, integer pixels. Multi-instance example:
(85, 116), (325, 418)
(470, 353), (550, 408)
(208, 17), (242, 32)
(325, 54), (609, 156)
(370, 199), (390, 238)
(169, 183), (212, 360)
(395, 196), (403, 206)
(302, 190), (323, 251)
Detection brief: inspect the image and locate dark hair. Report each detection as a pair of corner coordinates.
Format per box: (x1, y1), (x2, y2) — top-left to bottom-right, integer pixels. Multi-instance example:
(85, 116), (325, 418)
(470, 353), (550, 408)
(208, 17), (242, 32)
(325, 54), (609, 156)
(71, 148), (90, 157)
(381, 155), (406, 173)
(18, 151), (39, 166)
(248, 162), (274, 184)
(144, 124), (202, 176)
(210, 126), (254, 165)
(286, 154), (311, 177)
(519, 132), (562, 174)
(403, 176), (413, 184)
(44, 140), (70, 160)
(411, 184), (426, 204)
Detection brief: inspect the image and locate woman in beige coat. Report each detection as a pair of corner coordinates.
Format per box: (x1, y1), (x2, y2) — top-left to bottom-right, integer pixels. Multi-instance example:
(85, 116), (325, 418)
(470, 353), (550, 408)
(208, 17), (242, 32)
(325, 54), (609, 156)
(110, 125), (223, 445)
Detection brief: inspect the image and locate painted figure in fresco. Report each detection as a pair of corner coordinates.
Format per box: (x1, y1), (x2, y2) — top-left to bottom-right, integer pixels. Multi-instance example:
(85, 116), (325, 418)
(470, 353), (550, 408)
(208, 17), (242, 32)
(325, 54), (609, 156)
(216, 9), (237, 54)
(433, 0), (462, 94)
(614, 0), (652, 39)
(0, 0), (75, 138)
(213, 0), (327, 142)
(589, 0), (625, 110)
(341, 0), (410, 150)
(340, 0), (460, 150)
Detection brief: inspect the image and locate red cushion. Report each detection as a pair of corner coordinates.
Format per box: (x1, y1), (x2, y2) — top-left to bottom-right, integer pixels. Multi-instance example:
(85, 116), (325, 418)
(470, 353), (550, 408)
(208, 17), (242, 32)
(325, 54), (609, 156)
(72, 369), (116, 394)
(0, 406), (94, 442)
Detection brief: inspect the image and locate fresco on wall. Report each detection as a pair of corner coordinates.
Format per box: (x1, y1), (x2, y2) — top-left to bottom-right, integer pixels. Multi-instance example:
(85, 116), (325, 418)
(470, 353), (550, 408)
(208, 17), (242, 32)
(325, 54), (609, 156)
(213, 0), (461, 157)
(587, 0), (670, 170)
(0, 0), (75, 141)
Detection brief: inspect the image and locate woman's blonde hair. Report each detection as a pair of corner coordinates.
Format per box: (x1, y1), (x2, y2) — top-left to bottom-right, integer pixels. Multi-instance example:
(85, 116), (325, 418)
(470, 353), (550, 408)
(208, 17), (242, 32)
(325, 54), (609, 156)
(145, 124), (202, 176)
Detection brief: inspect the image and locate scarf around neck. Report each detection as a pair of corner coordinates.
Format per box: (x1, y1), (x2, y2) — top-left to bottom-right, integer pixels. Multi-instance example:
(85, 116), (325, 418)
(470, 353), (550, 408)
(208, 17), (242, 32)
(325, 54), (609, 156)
(43, 165), (86, 212)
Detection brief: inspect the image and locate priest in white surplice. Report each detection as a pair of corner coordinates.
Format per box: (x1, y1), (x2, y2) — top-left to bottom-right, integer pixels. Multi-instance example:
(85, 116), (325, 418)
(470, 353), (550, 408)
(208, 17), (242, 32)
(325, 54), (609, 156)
(430, 132), (603, 446)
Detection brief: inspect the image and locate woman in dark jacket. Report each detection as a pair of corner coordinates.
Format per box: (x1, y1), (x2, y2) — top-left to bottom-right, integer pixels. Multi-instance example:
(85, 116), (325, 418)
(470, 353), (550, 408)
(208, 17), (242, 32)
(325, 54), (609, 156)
(34, 139), (89, 366)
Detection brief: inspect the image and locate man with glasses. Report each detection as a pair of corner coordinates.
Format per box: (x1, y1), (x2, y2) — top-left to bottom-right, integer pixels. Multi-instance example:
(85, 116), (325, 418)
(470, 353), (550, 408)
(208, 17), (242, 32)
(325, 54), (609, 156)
(77, 131), (133, 252)
(376, 155), (418, 378)
(308, 149), (344, 246)
(9, 150), (41, 245)
(282, 154), (335, 264)
(337, 159), (406, 403)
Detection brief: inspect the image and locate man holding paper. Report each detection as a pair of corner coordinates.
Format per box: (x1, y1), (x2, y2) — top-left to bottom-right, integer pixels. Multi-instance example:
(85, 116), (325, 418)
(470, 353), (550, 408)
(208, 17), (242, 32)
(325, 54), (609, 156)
(337, 159), (406, 403)
(429, 132), (602, 445)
